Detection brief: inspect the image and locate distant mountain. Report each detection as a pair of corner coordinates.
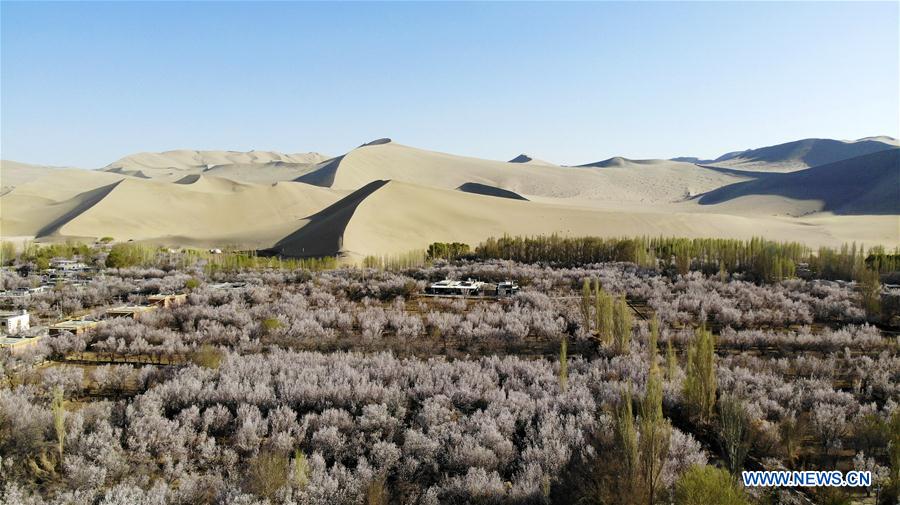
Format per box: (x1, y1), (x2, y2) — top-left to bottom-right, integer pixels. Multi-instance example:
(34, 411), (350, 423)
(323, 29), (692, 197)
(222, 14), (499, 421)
(706, 137), (898, 172)
(698, 149), (900, 215)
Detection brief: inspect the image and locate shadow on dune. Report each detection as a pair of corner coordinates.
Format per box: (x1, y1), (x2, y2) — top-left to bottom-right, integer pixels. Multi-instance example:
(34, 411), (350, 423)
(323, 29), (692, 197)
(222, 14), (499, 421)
(106, 167), (150, 179)
(457, 182), (528, 200)
(174, 174), (202, 184)
(36, 180), (123, 237)
(696, 165), (778, 179)
(266, 180), (389, 257)
(294, 155), (344, 187)
(698, 149), (900, 215)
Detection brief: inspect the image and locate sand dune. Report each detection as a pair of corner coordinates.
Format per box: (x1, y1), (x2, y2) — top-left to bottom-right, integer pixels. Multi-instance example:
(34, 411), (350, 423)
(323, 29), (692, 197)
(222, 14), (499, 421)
(274, 180), (887, 259)
(0, 160), (91, 195)
(698, 149), (900, 215)
(52, 178), (345, 246)
(456, 182), (528, 200)
(296, 140), (748, 204)
(2, 173), (347, 247)
(3, 137), (897, 257)
(271, 180), (390, 257)
(105, 149), (328, 171)
(579, 157), (674, 168)
(101, 149), (329, 183)
(508, 154), (556, 166)
(707, 137), (898, 172)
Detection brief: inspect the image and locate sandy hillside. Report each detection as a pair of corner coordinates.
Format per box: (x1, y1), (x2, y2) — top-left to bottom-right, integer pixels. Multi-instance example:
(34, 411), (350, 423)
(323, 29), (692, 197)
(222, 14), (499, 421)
(706, 136), (898, 172)
(272, 180), (886, 259)
(0, 160), (89, 195)
(2, 137), (898, 258)
(51, 176), (345, 247)
(102, 149), (329, 182)
(508, 154), (557, 166)
(1, 171), (347, 247)
(697, 149), (900, 216)
(298, 140), (749, 204)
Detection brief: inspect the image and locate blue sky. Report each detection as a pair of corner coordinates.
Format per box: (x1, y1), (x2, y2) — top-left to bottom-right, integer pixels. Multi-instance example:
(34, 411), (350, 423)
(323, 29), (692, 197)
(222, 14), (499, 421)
(2, 1), (897, 167)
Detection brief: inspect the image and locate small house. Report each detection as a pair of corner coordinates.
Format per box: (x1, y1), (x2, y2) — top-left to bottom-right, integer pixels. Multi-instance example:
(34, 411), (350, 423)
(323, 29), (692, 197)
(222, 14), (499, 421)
(148, 293), (187, 308)
(496, 281), (520, 297)
(105, 305), (157, 320)
(49, 259), (89, 272)
(0, 309), (30, 334)
(49, 318), (99, 336)
(0, 335), (44, 355)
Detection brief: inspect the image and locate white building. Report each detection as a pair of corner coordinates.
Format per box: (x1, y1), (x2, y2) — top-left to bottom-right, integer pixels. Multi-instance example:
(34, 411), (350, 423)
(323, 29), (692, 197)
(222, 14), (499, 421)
(50, 259), (87, 272)
(426, 279), (486, 296)
(0, 310), (30, 334)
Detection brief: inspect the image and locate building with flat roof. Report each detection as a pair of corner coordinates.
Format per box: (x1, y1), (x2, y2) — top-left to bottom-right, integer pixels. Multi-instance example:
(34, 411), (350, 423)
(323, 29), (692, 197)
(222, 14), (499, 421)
(106, 305), (157, 320)
(0, 335), (44, 355)
(0, 309), (30, 334)
(49, 318), (99, 336)
(148, 293), (187, 308)
(49, 259), (89, 271)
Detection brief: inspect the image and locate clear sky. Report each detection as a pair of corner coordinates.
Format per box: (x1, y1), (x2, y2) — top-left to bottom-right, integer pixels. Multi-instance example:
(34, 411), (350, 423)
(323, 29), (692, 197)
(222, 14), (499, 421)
(2, 1), (897, 168)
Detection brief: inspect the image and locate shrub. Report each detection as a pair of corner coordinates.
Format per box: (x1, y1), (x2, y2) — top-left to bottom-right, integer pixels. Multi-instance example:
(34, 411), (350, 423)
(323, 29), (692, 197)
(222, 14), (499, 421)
(673, 465), (748, 505)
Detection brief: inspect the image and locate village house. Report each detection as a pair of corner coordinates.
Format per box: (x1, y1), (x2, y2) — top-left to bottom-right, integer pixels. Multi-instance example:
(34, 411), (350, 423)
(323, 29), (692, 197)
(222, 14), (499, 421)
(0, 335), (44, 355)
(105, 304), (157, 320)
(49, 259), (89, 272)
(49, 318), (99, 336)
(148, 293), (188, 308)
(0, 309), (30, 334)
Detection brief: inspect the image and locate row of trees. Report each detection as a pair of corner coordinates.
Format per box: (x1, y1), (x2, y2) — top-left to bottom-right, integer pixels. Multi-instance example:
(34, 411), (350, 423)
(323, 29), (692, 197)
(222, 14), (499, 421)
(475, 234), (897, 283)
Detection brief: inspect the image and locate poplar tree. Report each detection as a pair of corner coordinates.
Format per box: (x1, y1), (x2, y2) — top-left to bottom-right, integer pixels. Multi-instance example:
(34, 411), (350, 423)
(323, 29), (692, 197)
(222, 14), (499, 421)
(51, 386), (65, 461)
(639, 315), (671, 505)
(684, 325), (716, 423)
(665, 337), (678, 381)
(581, 278), (592, 334)
(613, 295), (633, 355)
(597, 285), (614, 346)
(616, 383), (639, 499)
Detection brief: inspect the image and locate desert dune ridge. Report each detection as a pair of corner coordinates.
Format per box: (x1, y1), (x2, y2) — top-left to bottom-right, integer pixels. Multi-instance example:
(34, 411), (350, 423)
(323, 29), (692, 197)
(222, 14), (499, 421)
(2, 137), (897, 259)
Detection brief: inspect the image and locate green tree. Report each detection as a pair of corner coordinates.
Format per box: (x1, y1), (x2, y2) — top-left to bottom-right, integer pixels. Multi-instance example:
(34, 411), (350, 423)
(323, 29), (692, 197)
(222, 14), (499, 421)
(889, 408), (900, 494)
(581, 278), (592, 334)
(293, 448), (310, 489)
(616, 383), (639, 500)
(639, 316), (671, 505)
(684, 325), (717, 424)
(245, 449), (289, 499)
(596, 284), (614, 346)
(673, 465), (749, 505)
(105, 243), (144, 268)
(665, 337), (678, 381)
(0, 242), (15, 266)
(191, 344), (223, 369)
(613, 295), (633, 355)
(718, 396), (750, 475)
(858, 267), (882, 321)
